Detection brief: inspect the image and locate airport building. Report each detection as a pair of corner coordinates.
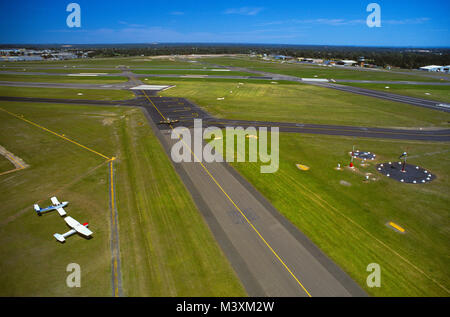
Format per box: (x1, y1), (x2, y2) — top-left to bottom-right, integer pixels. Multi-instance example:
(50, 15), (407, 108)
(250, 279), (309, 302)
(337, 59), (358, 66)
(419, 65), (450, 72)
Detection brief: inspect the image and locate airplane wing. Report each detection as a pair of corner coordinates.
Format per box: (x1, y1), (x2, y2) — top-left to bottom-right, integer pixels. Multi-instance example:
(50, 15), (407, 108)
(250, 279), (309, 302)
(51, 196), (60, 205)
(56, 207), (67, 216)
(64, 216), (93, 236)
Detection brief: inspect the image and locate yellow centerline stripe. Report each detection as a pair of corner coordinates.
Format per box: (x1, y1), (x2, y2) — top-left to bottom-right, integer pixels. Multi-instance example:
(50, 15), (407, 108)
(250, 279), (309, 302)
(138, 87), (312, 297)
(0, 107), (111, 160)
(6, 153), (25, 169)
(196, 156), (312, 297)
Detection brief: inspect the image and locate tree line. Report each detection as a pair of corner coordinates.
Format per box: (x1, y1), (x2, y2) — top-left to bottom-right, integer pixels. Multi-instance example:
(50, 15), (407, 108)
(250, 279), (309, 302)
(2, 43), (448, 69)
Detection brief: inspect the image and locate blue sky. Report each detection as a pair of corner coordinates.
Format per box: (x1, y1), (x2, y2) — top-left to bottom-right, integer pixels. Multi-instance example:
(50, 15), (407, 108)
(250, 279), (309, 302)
(1, 0), (449, 47)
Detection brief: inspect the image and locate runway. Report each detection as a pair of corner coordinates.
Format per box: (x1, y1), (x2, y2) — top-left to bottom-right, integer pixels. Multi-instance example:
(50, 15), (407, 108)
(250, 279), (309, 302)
(310, 82), (450, 113)
(1, 95), (448, 142)
(137, 92), (367, 297)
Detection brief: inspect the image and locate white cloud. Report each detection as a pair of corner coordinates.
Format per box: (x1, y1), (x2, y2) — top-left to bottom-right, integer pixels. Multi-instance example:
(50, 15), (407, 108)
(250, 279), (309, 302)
(224, 7), (264, 16)
(383, 17), (430, 25)
(257, 17), (430, 27)
(118, 21), (146, 28)
(170, 11), (184, 16)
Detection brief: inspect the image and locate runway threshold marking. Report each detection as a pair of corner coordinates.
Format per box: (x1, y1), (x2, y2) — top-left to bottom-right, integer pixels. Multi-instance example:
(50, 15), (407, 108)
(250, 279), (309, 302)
(138, 88), (312, 297)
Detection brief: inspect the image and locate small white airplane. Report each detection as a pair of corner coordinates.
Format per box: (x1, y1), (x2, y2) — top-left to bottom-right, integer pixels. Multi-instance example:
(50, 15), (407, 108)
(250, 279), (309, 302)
(54, 216), (93, 243)
(34, 196), (68, 216)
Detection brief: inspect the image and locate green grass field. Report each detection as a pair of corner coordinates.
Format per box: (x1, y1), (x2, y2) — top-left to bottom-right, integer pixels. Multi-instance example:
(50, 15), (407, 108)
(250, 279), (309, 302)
(0, 74), (128, 85)
(115, 108), (246, 296)
(198, 56), (447, 82)
(0, 154), (14, 173)
(339, 83), (450, 104)
(211, 131), (450, 296)
(0, 68), (122, 74)
(133, 69), (255, 76)
(1, 57), (205, 69)
(0, 101), (244, 296)
(155, 78), (450, 128)
(0, 86), (135, 101)
(0, 102), (118, 296)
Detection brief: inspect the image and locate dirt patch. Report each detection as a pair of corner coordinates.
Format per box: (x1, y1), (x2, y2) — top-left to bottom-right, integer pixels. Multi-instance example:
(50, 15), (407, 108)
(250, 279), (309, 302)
(0, 145), (29, 172)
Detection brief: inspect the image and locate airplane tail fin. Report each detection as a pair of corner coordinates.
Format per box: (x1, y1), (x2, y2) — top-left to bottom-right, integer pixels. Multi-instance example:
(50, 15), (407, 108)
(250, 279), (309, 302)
(53, 233), (65, 243)
(34, 204), (40, 213)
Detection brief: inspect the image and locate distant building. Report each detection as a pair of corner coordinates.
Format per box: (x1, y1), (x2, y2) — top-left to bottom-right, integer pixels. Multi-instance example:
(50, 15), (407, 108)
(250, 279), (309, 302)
(50, 52), (77, 60)
(272, 55), (287, 60)
(358, 56), (365, 67)
(0, 55), (43, 61)
(299, 57), (324, 64)
(337, 60), (357, 66)
(419, 65), (447, 72)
